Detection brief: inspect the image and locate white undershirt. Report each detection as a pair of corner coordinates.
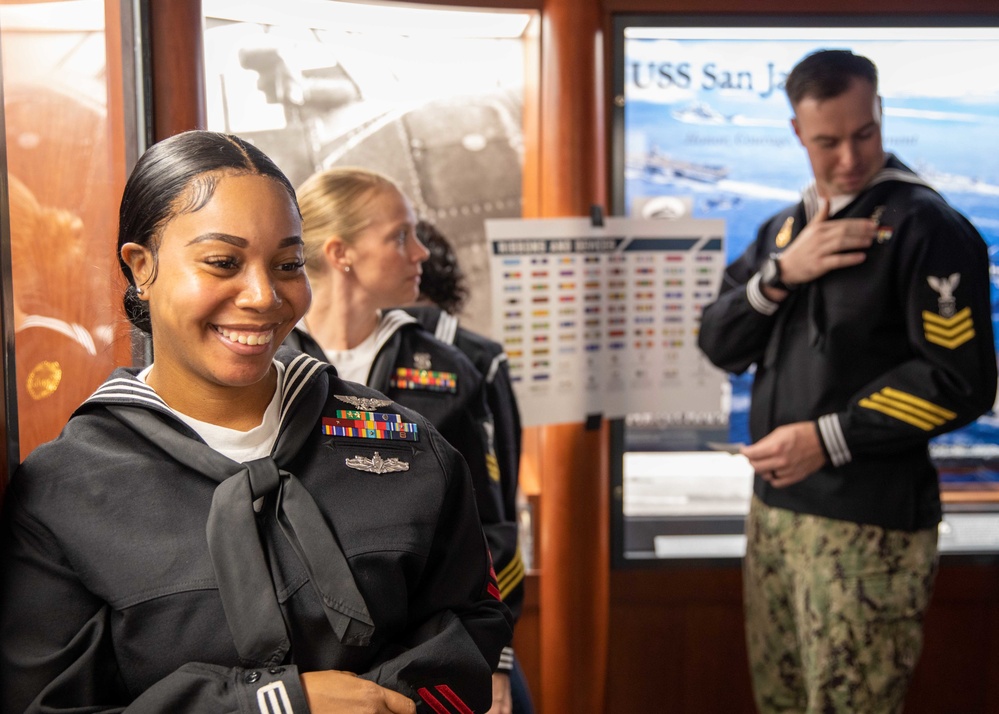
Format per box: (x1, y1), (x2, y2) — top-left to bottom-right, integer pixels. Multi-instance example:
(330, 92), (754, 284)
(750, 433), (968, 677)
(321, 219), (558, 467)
(303, 310), (416, 385)
(322, 323), (384, 384)
(137, 362), (284, 462)
(828, 193), (857, 215)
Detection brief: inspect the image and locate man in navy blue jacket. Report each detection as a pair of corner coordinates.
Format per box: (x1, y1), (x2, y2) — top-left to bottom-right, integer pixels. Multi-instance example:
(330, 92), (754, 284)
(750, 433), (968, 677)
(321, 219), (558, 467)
(699, 50), (996, 714)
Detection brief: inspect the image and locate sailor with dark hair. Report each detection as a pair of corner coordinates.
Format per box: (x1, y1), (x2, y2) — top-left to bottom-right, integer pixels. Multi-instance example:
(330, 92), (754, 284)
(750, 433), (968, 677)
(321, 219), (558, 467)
(698, 50), (996, 713)
(0, 130), (512, 714)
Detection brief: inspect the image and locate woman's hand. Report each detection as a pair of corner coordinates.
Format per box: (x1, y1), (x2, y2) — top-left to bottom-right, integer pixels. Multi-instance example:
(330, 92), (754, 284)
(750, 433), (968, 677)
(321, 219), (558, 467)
(301, 670), (416, 714)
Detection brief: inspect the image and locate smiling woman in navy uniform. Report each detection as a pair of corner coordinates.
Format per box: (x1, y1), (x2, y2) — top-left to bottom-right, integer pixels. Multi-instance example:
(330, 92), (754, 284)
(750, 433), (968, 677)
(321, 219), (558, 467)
(0, 131), (511, 714)
(285, 167), (523, 714)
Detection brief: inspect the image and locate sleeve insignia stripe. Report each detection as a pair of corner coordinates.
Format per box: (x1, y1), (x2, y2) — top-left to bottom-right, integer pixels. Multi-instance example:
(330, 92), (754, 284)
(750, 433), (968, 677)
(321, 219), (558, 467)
(418, 685), (474, 714)
(922, 307), (972, 327)
(485, 453), (501, 483)
(925, 330), (975, 350)
(923, 317), (974, 339)
(924, 326), (975, 349)
(859, 399), (934, 430)
(922, 308), (975, 349)
(256, 682), (293, 714)
(818, 414), (851, 467)
(496, 549), (526, 599)
(859, 387), (956, 431)
(880, 387), (957, 419)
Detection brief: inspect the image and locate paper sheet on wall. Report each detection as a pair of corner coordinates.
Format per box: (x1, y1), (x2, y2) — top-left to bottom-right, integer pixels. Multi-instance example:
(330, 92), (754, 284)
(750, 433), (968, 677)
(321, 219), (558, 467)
(487, 216), (730, 427)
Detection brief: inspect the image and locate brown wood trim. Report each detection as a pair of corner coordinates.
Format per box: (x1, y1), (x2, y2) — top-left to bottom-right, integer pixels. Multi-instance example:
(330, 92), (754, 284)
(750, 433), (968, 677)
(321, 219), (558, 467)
(603, 0), (999, 12)
(538, 0), (603, 216)
(147, 0), (206, 141)
(390, 0), (541, 9)
(103, 0), (134, 368)
(531, 1), (609, 711)
(521, 14), (542, 222)
(538, 421), (610, 714)
(942, 489), (999, 502)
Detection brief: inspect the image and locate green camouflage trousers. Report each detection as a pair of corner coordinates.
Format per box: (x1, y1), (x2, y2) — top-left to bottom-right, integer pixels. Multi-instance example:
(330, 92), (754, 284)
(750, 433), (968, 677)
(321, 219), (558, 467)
(744, 496), (938, 714)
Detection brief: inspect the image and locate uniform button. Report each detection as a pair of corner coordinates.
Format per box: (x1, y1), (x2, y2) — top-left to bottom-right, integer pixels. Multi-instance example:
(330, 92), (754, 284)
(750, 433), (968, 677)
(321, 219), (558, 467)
(269, 667), (284, 675)
(245, 670), (261, 683)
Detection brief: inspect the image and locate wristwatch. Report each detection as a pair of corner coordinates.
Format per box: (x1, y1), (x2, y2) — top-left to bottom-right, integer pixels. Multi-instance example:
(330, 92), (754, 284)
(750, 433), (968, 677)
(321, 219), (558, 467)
(759, 255), (797, 292)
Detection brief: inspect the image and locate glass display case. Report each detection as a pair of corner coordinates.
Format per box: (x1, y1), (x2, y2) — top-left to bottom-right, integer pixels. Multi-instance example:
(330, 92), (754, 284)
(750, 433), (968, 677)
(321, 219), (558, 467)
(1, 0), (139, 465)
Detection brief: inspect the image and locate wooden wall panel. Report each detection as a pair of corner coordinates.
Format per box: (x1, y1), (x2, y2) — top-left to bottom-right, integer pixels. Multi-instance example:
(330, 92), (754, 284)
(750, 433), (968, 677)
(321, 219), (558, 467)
(906, 561), (999, 714)
(148, 0), (205, 140)
(530, 1), (609, 713)
(606, 562), (999, 713)
(608, 567), (754, 713)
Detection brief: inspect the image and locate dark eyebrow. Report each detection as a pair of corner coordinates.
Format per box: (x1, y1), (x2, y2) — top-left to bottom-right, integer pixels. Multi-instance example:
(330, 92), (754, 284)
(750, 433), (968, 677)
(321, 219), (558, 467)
(186, 233), (303, 248)
(812, 121), (878, 144)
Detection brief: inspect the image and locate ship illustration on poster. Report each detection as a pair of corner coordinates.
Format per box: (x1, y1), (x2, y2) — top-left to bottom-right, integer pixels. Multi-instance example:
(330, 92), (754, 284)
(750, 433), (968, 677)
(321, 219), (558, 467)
(670, 101), (730, 125)
(642, 145), (729, 183)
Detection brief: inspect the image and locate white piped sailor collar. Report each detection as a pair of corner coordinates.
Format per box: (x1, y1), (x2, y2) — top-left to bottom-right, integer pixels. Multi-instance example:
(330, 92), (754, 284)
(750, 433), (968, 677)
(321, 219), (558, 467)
(433, 310), (459, 345)
(82, 351), (331, 434)
(801, 154), (934, 222)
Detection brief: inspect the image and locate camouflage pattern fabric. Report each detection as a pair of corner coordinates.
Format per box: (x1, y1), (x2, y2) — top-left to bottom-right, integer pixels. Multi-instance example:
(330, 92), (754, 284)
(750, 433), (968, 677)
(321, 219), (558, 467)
(744, 496), (938, 714)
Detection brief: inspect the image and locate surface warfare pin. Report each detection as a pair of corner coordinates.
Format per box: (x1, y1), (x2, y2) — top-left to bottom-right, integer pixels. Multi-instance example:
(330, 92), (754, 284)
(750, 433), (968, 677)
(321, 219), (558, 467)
(345, 452), (410, 474)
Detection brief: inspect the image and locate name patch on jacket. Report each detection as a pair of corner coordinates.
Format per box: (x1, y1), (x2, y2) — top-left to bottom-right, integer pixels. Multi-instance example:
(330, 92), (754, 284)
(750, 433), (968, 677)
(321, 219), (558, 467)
(322, 410), (420, 441)
(394, 367), (458, 393)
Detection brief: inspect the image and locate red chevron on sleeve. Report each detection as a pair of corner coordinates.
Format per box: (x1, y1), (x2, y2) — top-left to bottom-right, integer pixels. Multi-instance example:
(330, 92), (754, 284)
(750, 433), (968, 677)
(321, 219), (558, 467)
(486, 563), (501, 601)
(434, 685), (473, 714)
(417, 685), (474, 714)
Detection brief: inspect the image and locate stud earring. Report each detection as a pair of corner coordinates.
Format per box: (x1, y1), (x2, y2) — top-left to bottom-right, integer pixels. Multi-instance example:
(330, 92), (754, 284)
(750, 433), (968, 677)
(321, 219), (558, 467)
(344, 265), (351, 273)
(136, 286), (144, 295)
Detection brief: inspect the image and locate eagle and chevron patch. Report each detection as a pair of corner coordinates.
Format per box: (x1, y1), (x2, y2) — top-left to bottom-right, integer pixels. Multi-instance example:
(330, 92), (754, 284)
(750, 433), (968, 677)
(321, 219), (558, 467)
(924, 274), (975, 349)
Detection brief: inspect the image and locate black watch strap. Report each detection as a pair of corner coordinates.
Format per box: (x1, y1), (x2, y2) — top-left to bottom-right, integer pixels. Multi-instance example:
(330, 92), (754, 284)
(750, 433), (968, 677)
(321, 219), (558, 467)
(760, 256), (796, 292)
